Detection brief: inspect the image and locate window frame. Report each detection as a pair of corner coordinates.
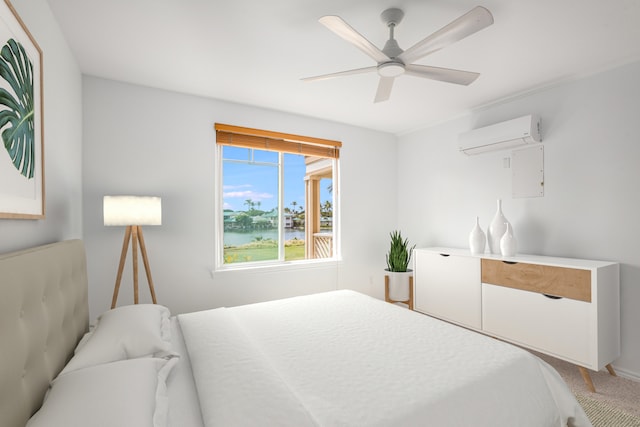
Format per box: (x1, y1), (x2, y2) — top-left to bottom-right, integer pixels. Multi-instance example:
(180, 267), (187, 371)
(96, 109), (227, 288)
(213, 124), (341, 271)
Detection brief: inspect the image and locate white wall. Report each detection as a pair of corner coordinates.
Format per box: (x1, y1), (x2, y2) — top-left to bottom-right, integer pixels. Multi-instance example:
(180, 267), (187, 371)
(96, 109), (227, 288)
(397, 61), (640, 379)
(6, 0), (638, 387)
(82, 76), (397, 319)
(0, 0), (83, 253)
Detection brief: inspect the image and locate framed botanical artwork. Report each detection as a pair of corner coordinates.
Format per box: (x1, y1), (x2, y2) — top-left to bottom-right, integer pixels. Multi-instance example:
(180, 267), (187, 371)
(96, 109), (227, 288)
(0, 0), (44, 219)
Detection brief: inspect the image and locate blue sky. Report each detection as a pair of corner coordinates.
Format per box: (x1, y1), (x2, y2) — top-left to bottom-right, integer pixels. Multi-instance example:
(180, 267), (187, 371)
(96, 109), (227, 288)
(222, 147), (331, 212)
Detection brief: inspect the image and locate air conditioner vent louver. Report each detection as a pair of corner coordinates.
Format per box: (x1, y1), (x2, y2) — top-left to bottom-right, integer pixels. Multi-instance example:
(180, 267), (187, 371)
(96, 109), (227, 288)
(459, 115), (541, 155)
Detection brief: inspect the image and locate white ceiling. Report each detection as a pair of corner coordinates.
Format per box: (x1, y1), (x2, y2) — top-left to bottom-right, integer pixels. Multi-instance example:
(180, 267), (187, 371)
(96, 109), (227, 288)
(45, 0), (640, 135)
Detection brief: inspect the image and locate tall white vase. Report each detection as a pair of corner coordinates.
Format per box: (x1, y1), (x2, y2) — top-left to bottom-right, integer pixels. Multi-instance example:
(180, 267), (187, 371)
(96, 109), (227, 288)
(488, 199), (511, 254)
(500, 223), (517, 257)
(468, 216), (486, 255)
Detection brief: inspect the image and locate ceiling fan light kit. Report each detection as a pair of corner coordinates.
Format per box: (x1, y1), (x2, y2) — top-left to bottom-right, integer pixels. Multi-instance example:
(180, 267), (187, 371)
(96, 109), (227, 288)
(303, 6), (494, 103)
(378, 62), (404, 78)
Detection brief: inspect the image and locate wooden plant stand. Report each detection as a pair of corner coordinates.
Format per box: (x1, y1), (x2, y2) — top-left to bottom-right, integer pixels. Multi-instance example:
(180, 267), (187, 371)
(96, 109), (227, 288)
(384, 275), (414, 310)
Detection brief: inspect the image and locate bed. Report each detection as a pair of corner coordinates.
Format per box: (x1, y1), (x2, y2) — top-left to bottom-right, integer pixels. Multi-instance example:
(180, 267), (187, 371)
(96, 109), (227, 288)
(1, 240), (591, 427)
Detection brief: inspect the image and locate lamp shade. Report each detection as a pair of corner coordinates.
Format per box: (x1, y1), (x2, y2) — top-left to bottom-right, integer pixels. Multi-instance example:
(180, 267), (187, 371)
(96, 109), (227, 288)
(104, 196), (162, 226)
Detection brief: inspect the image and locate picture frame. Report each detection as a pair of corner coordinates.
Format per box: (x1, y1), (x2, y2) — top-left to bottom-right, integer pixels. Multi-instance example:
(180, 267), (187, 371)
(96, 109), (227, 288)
(0, 0), (44, 219)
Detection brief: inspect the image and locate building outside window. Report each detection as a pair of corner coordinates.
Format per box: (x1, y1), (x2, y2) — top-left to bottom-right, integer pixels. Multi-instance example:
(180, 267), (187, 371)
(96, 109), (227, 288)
(215, 124), (340, 268)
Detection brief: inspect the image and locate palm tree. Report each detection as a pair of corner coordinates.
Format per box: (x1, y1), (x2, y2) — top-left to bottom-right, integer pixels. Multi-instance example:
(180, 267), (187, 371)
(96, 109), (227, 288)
(235, 213), (253, 229)
(321, 200), (332, 217)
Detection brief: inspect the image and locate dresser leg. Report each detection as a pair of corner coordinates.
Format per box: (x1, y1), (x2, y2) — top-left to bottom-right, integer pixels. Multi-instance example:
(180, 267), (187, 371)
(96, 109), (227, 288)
(605, 364), (617, 377)
(578, 367), (596, 393)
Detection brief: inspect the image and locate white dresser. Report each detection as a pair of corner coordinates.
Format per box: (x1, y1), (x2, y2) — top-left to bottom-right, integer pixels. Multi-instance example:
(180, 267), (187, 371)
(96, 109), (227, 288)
(413, 247), (620, 390)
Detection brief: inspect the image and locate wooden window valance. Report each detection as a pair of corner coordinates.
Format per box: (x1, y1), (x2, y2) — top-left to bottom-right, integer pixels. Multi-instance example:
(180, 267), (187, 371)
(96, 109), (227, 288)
(215, 123), (341, 159)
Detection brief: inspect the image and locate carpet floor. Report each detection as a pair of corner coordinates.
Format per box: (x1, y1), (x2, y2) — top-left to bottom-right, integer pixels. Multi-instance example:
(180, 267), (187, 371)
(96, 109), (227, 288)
(575, 393), (640, 427)
(534, 352), (640, 426)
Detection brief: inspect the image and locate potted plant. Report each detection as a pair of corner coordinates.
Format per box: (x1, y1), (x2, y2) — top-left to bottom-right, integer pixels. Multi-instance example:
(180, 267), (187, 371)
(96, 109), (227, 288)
(385, 230), (416, 303)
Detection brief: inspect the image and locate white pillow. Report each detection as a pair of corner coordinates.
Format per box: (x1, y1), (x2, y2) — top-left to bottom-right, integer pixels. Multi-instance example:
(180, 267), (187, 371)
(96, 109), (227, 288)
(73, 329), (93, 354)
(27, 357), (178, 427)
(61, 304), (175, 374)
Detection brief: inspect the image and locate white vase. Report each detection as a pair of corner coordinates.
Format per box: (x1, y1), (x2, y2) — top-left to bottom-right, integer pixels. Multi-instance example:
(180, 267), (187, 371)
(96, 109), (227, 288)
(385, 270), (412, 302)
(500, 223), (517, 257)
(468, 216), (486, 255)
(488, 199), (511, 254)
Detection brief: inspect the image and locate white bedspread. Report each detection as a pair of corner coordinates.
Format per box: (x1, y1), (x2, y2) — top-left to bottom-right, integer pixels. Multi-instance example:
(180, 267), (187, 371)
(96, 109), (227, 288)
(178, 290), (591, 427)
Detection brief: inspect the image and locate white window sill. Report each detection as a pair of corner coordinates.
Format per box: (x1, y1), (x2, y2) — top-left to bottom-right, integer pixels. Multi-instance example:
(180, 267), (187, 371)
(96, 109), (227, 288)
(210, 257), (341, 278)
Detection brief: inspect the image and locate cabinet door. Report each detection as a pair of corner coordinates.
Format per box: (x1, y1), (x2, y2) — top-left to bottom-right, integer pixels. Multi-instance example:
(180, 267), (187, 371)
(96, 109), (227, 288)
(414, 251), (481, 330)
(482, 283), (591, 367)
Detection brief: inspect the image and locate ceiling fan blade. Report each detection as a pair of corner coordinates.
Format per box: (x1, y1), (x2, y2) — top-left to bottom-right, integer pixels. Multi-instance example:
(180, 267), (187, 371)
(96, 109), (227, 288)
(405, 64), (480, 85)
(319, 15), (390, 63)
(398, 6), (493, 64)
(301, 66), (377, 82)
(374, 77), (395, 103)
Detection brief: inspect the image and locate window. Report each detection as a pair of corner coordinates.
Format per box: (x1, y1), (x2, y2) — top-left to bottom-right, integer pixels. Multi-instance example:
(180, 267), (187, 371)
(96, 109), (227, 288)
(215, 124), (340, 268)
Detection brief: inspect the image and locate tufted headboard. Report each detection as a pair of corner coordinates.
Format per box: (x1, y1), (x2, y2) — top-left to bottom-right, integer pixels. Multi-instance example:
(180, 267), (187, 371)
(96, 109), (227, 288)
(0, 239), (89, 427)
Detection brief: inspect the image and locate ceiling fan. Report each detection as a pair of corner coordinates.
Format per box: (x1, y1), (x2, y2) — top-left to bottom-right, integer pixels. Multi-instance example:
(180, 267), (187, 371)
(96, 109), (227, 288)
(302, 6), (494, 103)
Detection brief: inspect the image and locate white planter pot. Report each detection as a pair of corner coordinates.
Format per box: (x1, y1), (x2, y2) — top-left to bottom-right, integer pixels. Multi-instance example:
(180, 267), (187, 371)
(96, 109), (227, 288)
(385, 270), (413, 301)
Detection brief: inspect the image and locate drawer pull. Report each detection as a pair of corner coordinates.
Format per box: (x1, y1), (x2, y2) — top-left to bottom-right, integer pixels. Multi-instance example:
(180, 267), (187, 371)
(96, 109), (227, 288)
(439, 253), (450, 257)
(502, 261), (518, 265)
(543, 294), (563, 300)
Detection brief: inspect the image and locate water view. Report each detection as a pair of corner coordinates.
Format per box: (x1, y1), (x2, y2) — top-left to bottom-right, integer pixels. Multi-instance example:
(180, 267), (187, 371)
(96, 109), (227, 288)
(224, 229), (306, 246)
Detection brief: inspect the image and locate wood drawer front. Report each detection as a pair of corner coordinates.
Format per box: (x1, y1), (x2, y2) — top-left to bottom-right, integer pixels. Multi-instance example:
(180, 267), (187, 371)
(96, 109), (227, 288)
(482, 283), (591, 367)
(481, 259), (591, 302)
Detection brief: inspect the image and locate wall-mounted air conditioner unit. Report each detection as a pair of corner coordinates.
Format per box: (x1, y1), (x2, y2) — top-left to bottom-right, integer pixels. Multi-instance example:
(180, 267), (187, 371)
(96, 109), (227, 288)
(458, 114), (541, 155)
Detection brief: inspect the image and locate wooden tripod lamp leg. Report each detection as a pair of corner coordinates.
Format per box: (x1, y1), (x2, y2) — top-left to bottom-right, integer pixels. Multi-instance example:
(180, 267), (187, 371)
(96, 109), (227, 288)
(137, 226), (158, 304)
(111, 226), (132, 309)
(110, 225), (159, 309)
(106, 195), (161, 309)
(131, 226), (140, 304)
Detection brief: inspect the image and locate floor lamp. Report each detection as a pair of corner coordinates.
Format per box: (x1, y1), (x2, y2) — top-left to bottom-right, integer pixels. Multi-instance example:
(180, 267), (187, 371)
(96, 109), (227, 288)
(104, 195), (161, 309)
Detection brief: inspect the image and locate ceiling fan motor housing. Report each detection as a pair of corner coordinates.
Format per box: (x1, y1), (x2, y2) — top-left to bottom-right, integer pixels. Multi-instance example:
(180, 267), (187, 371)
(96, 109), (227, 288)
(382, 38), (403, 58)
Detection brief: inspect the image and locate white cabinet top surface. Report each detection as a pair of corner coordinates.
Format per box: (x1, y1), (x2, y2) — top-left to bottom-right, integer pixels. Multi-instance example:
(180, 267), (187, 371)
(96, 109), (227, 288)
(415, 247), (617, 269)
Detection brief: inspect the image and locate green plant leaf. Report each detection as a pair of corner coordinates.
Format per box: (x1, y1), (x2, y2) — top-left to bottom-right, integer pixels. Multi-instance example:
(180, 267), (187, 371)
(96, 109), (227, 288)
(0, 38), (35, 179)
(386, 230), (416, 272)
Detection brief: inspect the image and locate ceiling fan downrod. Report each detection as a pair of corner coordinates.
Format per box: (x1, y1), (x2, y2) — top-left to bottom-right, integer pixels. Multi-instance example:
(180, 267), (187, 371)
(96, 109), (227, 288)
(379, 8), (405, 77)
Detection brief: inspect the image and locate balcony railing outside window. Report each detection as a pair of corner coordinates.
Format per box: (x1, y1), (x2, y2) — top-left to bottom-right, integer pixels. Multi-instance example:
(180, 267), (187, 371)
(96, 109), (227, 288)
(313, 233), (333, 258)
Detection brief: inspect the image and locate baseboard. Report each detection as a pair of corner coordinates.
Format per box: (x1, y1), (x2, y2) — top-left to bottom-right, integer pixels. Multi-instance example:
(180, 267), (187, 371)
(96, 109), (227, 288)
(612, 365), (640, 382)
